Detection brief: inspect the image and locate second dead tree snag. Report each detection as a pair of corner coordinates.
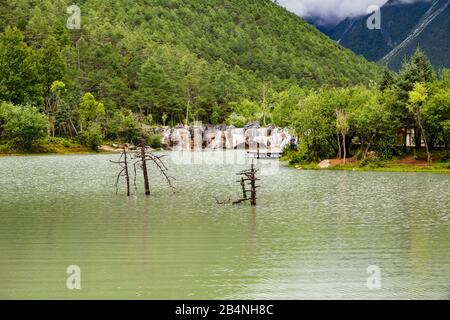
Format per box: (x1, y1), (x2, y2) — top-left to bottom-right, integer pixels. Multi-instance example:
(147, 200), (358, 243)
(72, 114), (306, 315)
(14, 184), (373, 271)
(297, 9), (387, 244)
(138, 138), (151, 195)
(233, 162), (259, 206)
(240, 177), (247, 199)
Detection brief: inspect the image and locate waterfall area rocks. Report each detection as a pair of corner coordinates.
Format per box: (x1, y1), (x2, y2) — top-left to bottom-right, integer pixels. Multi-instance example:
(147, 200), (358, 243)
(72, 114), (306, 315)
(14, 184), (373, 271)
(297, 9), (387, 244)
(157, 124), (291, 151)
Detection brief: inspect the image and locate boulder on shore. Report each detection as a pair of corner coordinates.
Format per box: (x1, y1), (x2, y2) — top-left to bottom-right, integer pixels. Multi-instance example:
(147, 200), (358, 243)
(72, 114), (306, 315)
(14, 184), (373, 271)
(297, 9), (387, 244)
(318, 160), (331, 169)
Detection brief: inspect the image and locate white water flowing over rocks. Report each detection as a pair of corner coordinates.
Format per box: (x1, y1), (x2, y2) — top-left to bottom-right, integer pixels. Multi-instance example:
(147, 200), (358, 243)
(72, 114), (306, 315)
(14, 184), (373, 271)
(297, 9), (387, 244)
(158, 124), (291, 152)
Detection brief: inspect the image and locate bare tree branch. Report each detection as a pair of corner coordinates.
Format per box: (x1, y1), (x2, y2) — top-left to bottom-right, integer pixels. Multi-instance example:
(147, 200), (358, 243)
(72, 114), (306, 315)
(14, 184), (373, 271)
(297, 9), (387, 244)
(111, 148), (131, 196)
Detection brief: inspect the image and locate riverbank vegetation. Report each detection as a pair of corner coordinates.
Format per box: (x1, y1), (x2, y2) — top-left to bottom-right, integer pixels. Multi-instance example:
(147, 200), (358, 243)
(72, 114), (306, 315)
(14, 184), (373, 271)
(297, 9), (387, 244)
(284, 151), (450, 174)
(277, 49), (450, 170)
(0, 0), (379, 153)
(229, 48), (450, 172)
(0, 0), (449, 172)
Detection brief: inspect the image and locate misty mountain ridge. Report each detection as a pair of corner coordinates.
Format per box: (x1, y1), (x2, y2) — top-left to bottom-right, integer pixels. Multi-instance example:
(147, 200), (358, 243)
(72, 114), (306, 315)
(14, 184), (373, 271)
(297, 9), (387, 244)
(313, 0), (450, 70)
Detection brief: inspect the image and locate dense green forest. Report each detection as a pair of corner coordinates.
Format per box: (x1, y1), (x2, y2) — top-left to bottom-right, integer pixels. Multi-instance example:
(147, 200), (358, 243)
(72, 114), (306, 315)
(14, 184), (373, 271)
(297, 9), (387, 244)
(282, 49), (450, 167)
(0, 0), (449, 165)
(0, 0), (382, 151)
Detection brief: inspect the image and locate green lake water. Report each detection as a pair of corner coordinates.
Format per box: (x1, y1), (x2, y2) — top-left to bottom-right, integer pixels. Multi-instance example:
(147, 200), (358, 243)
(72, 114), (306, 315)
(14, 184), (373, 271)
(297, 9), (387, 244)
(0, 151), (449, 299)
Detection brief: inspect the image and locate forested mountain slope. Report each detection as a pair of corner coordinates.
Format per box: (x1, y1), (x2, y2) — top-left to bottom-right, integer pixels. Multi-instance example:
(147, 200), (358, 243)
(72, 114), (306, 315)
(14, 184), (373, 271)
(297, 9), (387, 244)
(0, 0), (380, 123)
(325, 0), (450, 70)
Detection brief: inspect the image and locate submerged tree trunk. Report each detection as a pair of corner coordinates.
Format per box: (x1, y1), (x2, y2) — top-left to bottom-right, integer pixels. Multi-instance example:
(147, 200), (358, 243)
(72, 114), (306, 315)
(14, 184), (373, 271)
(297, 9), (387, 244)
(240, 177), (247, 200)
(257, 143), (260, 159)
(132, 139), (175, 197)
(249, 163), (257, 206)
(232, 162), (259, 206)
(139, 140), (151, 196)
(124, 150), (130, 197)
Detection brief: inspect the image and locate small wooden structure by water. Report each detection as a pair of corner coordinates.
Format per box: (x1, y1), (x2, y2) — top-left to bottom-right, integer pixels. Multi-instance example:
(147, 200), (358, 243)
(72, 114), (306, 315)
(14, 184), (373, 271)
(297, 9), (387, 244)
(246, 151), (283, 159)
(246, 143), (283, 159)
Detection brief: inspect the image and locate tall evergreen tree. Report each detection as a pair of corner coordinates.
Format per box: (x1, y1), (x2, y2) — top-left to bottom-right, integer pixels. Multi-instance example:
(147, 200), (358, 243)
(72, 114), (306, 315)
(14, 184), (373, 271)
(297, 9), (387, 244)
(398, 48), (435, 98)
(0, 27), (41, 105)
(380, 69), (397, 92)
(39, 36), (67, 101)
(396, 48), (435, 149)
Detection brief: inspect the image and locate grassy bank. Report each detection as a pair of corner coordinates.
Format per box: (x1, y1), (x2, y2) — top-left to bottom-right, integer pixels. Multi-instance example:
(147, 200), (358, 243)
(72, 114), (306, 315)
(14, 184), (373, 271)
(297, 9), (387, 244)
(285, 152), (450, 174)
(0, 141), (164, 157)
(0, 136), (116, 156)
(0, 142), (99, 156)
(290, 162), (450, 174)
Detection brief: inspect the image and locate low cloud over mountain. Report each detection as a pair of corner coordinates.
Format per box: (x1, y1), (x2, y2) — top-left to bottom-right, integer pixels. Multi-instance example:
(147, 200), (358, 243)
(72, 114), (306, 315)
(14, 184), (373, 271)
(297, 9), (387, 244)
(277, 0), (430, 25)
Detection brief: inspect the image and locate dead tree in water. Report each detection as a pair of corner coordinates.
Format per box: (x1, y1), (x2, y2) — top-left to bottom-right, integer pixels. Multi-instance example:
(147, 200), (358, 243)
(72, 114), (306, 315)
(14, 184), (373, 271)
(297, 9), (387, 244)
(133, 138), (175, 196)
(239, 177), (247, 199)
(137, 139), (151, 195)
(110, 148), (131, 196)
(232, 162), (259, 206)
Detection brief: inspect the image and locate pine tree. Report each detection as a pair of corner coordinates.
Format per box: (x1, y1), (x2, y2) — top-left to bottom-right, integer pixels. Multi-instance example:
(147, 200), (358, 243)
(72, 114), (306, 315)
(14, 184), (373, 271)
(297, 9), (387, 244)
(0, 27), (41, 105)
(39, 36), (67, 101)
(398, 48), (435, 100)
(380, 69), (397, 92)
(395, 48), (435, 149)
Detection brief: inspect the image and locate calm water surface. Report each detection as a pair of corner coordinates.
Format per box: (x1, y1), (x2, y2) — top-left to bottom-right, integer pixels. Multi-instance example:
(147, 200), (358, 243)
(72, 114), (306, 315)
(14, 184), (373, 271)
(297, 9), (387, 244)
(0, 151), (449, 299)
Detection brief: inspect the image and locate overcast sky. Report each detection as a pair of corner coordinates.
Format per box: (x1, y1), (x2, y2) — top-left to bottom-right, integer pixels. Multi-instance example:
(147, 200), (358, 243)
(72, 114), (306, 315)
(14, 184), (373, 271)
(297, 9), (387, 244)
(277, 0), (421, 25)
